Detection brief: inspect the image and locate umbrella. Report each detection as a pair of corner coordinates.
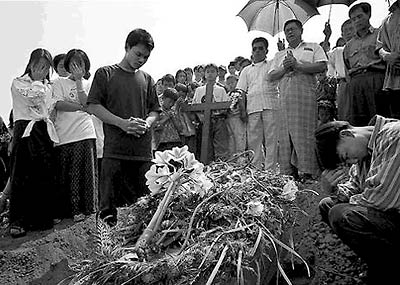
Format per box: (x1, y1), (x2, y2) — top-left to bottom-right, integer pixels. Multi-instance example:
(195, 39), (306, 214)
(303, 0), (358, 21)
(237, 0), (320, 37)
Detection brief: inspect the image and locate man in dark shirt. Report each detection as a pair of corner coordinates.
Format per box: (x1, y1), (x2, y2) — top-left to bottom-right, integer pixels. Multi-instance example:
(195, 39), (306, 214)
(87, 28), (160, 226)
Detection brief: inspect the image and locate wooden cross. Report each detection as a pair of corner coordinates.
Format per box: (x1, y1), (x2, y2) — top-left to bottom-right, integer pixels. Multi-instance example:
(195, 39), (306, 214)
(181, 83), (231, 164)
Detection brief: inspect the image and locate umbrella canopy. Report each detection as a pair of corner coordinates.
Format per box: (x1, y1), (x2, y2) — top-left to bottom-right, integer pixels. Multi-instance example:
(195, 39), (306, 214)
(237, 0), (320, 37)
(303, 0), (357, 22)
(304, 0), (357, 7)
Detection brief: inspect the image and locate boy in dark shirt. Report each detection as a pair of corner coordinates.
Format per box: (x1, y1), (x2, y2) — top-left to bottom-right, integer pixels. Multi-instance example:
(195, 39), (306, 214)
(87, 28), (160, 226)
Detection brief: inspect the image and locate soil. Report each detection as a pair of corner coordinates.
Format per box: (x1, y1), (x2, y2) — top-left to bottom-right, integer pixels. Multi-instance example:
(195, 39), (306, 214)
(0, 180), (367, 285)
(0, 216), (97, 285)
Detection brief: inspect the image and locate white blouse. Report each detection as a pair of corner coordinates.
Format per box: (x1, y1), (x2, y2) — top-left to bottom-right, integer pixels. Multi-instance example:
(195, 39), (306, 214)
(11, 74), (59, 143)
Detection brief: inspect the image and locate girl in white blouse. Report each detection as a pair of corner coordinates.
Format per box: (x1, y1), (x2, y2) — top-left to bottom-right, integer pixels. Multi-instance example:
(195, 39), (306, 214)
(9, 48), (58, 238)
(52, 49), (97, 223)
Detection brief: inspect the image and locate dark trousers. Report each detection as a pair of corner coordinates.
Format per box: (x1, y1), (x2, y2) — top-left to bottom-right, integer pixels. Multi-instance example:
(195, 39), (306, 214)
(336, 79), (350, 121)
(209, 118), (229, 162)
(347, 71), (385, 126)
(378, 89), (400, 120)
(326, 202), (400, 285)
(99, 158), (151, 219)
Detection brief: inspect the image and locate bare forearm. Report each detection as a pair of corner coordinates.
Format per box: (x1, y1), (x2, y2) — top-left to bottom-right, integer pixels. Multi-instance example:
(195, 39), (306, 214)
(87, 103), (123, 129)
(75, 80), (88, 105)
(295, 62), (326, 74)
(146, 111), (159, 128)
(55, 101), (84, 112)
(268, 68), (286, 81)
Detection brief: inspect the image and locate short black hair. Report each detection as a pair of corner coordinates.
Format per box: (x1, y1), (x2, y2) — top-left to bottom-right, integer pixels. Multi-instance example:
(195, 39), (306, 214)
(125, 28), (154, 51)
(161, 74), (175, 85)
(315, 121), (351, 170)
(349, 2), (371, 18)
(64, 49), (91, 79)
(204, 63), (218, 72)
(341, 19), (352, 30)
(184, 67), (193, 74)
(53, 54), (66, 71)
(228, 61), (236, 68)
(284, 19), (303, 31)
(252, 37), (269, 49)
(193, 65), (204, 72)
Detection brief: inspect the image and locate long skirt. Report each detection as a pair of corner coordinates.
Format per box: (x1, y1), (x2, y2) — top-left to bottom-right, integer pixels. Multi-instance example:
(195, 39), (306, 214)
(55, 139), (98, 218)
(9, 120), (55, 230)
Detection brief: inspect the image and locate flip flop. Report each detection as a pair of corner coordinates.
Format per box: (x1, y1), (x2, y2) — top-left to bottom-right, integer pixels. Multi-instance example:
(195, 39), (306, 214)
(10, 225), (26, 238)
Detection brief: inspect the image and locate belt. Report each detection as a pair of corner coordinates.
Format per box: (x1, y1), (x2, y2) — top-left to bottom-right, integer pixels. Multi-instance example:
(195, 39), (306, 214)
(350, 68), (385, 78)
(211, 116), (226, 121)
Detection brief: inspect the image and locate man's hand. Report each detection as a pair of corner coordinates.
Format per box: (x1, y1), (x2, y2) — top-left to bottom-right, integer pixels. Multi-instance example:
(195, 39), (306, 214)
(320, 168), (348, 194)
(283, 50), (296, 71)
(119, 117), (148, 138)
(323, 22), (332, 40)
(383, 51), (400, 67)
(277, 38), (286, 51)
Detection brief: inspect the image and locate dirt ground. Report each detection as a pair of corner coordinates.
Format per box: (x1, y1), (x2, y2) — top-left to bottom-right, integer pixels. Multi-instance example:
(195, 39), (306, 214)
(0, 180), (367, 285)
(0, 215), (97, 285)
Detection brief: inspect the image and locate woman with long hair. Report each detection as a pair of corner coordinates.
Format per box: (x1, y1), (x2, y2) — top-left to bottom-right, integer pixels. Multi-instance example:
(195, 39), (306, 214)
(9, 48), (59, 237)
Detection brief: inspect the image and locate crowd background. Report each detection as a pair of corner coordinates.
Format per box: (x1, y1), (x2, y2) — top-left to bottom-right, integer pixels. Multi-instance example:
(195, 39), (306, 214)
(0, 0), (388, 123)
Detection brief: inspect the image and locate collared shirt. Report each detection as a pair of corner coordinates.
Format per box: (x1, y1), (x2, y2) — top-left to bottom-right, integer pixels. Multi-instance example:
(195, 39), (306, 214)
(339, 115), (400, 211)
(192, 83), (229, 103)
(237, 60), (279, 114)
(192, 83), (229, 118)
(377, 7), (400, 90)
(270, 41), (328, 74)
(343, 26), (386, 75)
(327, 46), (347, 79)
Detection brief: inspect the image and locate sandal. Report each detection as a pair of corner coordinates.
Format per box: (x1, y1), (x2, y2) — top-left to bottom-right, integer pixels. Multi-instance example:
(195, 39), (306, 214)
(10, 225), (26, 238)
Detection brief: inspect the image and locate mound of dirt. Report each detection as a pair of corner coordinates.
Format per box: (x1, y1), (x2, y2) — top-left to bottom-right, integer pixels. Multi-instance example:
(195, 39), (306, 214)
(0, 216), (97, 285)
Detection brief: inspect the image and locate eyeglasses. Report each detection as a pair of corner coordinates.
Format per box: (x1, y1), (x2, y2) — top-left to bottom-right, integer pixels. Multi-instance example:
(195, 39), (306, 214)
(252, 46), (265, 51)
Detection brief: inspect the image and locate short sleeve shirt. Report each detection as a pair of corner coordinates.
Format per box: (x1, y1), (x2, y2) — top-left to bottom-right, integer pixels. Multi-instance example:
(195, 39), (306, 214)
(87, 65), (161, 161)
(343, 26), (385, 75)
(237, 60), (279, 114)
(270, 41), (328, 73)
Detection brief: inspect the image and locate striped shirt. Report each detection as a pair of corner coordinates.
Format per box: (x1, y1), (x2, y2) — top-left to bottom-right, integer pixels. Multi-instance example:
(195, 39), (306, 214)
(237, 60), (279, 114)
(343, 115), (400, 211)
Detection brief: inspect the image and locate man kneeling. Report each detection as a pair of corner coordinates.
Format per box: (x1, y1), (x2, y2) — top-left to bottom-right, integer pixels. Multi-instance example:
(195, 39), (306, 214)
(315, 115), (400, 285)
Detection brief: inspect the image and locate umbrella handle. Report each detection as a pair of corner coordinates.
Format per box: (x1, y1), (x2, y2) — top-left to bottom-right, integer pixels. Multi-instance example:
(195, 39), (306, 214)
(327, 1), (333, 23)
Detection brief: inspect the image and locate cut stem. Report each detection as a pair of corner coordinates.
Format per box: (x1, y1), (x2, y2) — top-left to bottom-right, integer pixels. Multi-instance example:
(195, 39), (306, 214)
(135, 174), (181, 249)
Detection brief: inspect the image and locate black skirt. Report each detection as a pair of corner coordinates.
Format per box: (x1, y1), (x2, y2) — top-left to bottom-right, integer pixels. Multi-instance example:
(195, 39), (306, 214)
(9, 120), (56, 230)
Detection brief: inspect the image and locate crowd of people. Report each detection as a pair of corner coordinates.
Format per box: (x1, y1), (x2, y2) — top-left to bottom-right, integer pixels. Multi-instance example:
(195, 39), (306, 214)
(0, 1), (399, 284)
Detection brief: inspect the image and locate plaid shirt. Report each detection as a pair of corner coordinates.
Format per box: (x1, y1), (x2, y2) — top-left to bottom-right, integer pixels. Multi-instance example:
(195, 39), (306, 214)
(237, 60), (279, 114)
